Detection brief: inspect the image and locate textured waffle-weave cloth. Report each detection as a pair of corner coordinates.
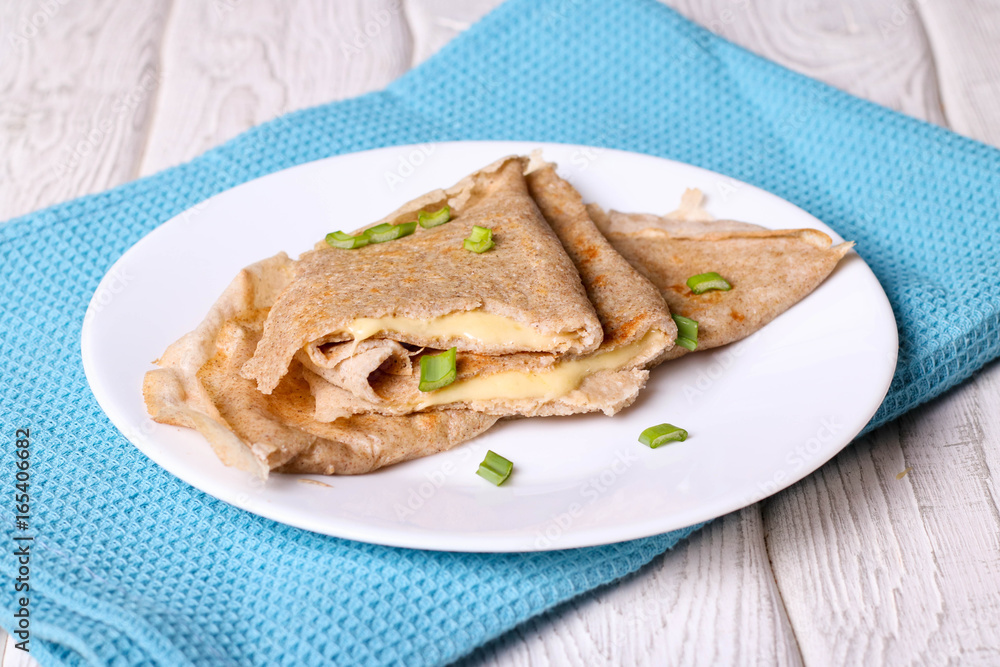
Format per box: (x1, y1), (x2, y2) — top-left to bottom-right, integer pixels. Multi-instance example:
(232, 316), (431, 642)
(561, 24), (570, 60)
(3, 0), (1000, 664)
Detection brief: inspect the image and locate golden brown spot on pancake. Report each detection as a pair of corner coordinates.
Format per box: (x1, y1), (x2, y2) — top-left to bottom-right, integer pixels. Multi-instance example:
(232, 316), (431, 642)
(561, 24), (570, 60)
(592, 274), (608, 287)
(696, 291), (725, 305)
(578, 243), (601, 262)
(666, 284), (688, 295)
(610, 315), (645, 345)
(730, 309), (745, 322)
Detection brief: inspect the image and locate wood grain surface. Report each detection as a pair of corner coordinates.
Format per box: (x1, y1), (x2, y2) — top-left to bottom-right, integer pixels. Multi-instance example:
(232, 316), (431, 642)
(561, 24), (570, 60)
(0, 0), (170, 220)
(2, 0), (998, 665)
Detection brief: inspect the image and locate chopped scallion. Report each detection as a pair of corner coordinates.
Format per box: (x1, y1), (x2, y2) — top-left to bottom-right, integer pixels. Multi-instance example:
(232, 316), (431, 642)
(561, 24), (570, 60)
(686, 272), (732, 294)
(325, 231), (369, 249)
(463, 225), (495, 253)
(476, 450), (513, 486)
(365, 221), (417, 243)
(672, 313), (698, 351)
(365, 223), (393, 235)
(674, 337), (697, 352)
(418, 206), (451, 228)
(638, 423), (688, 449)
(418, 347), (457, 392)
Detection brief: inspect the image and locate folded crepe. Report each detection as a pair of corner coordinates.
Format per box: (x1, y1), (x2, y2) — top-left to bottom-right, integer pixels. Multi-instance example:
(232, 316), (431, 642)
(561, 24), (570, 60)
(143, 157), (693, 478)
(589, 190), (853, 360)
(143, 253), (498, 478)
(241, 156), (604, 396)
(305, 162), (677, 420)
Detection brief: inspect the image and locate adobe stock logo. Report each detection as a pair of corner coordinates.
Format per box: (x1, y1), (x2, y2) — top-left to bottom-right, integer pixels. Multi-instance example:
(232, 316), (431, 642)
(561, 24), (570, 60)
(383, 144), (436, 191)
(742, 415), (846, 505)
(681, 330), (762, 403)
(83, 265), (134, 325)
(338, 1), (404, 60)
(533, 448), (639, 549)
(393, 443), (486, 520)
(6, 0), (70, 49)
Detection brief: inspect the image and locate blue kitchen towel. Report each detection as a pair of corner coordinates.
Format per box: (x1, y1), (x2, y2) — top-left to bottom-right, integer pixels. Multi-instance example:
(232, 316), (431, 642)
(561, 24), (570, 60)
(3, 0), (1000, 664)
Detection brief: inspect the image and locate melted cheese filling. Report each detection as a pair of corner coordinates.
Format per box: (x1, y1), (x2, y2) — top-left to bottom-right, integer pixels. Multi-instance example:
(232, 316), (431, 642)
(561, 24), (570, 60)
(340, 311), (581, 350)
(415, 331), (667, 408)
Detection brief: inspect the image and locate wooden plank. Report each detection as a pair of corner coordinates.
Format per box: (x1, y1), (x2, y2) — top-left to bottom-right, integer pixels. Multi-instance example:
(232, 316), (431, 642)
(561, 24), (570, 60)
(666, 0), (946, 125)
(918, 0), (1000, 146)
(138, 0), (415, 175)
(0, 0), (170, 220)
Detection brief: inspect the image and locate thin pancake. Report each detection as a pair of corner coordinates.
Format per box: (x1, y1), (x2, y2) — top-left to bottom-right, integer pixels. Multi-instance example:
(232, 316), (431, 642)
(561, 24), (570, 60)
(242, 156), (603, 395)
(306, 163), (677, 419)
(143, 254), (497, 478)
(589, 193), (852, 360)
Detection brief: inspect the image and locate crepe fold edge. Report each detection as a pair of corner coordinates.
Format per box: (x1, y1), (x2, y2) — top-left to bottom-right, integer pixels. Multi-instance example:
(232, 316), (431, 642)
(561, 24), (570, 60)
(143, 253), (499, 477)
(590, 203), (854, 360)
(142, 253), (297, 478)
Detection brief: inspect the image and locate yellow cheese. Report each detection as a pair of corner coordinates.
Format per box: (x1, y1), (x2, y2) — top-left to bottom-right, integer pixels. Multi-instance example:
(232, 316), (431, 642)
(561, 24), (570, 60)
(415, 331), (667, 408)
(342, 311), (580, 350)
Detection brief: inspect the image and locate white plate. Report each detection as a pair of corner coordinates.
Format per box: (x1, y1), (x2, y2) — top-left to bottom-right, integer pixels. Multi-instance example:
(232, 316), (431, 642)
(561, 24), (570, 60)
(81, 141), (897, 552)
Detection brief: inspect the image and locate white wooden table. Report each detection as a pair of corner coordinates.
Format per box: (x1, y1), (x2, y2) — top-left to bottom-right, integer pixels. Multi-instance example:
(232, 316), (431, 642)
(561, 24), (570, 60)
(2, 1), (999, 664)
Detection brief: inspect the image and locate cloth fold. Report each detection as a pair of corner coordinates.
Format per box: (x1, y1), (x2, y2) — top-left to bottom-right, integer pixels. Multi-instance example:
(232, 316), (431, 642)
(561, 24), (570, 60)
(2, 0), (998, 664)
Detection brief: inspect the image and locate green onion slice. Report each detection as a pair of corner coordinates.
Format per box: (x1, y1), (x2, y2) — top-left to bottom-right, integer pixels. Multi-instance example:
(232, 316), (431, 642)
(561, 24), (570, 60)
(364, 223), (393, 236)
(476, 450), (513, 486)
(418, 347), (457, 392)
(686, 272), (732, 294)
(365, 221), (417, 243)
(672, 313), (698, 351)
(638, 423), (688, 449)
(674, 337), (697, 352)
(418, 206), (451, 228)
(325, 231), (369, 249)
(463, 225), (495, 253)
